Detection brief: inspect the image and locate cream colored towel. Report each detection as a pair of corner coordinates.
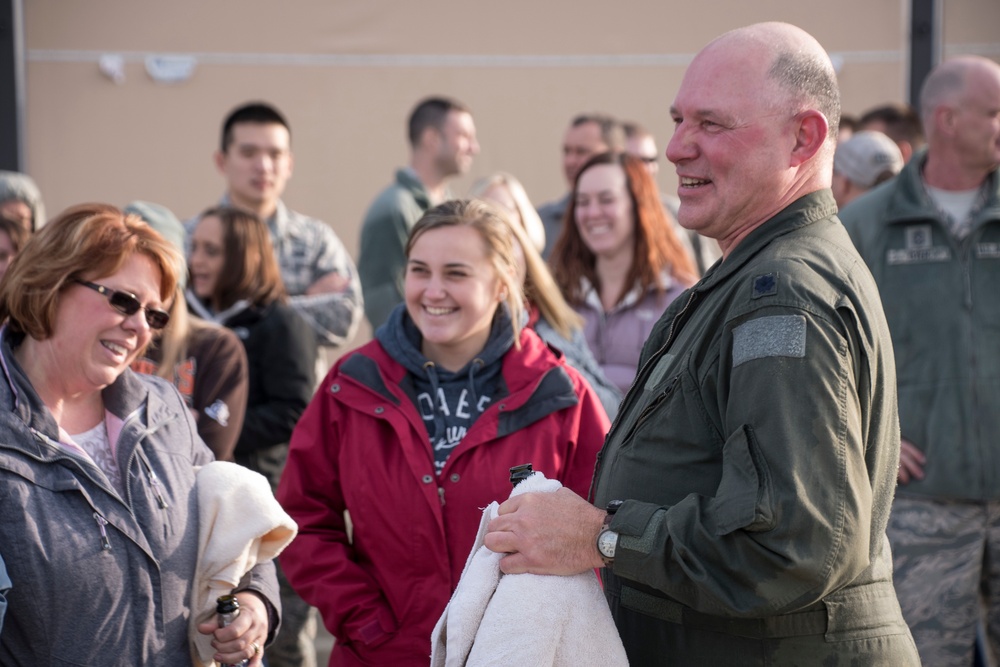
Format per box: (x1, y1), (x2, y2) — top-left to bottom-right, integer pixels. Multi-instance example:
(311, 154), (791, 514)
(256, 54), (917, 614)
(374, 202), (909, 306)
(431, 472), (628, 666)
(189, 461), (298, 667)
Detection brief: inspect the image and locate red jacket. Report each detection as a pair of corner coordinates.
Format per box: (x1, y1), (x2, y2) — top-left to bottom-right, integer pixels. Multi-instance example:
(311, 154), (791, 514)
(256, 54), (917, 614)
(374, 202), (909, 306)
(277, 328), (610, 666)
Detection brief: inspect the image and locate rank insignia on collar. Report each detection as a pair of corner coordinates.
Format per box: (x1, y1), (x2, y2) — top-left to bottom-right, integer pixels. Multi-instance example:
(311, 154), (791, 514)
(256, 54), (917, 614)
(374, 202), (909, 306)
(752, 273), (777, 299)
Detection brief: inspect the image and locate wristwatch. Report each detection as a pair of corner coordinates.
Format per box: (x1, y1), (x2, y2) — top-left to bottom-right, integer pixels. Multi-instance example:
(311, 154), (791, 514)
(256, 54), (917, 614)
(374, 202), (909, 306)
(596, 500), (623, 567)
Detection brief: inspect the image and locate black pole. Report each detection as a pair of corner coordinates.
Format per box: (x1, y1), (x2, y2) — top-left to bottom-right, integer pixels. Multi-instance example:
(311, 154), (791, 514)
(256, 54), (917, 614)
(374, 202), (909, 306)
(0, 0), (23, 172)
(909, 0), (938, 109)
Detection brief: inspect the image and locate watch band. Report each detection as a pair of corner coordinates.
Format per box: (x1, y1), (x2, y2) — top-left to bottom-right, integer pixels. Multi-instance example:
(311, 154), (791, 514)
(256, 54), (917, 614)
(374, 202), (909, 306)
(596, 500), (624, 567)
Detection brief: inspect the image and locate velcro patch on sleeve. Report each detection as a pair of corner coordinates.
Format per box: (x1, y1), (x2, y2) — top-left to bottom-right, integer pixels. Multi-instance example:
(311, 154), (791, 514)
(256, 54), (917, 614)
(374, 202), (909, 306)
(732, 315), (806, 368)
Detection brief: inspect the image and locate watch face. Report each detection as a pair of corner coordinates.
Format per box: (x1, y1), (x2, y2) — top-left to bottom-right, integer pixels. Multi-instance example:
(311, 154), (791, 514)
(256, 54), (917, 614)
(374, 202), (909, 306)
(598, 529), (618, 558)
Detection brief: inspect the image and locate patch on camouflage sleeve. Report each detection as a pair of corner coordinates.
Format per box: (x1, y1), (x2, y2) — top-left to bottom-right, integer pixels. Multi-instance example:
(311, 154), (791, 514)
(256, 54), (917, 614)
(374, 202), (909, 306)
(732, 315), (806, 368)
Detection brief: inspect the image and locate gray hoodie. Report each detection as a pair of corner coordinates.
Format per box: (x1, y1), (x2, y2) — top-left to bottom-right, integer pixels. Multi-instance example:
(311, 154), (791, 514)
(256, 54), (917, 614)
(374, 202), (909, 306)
(376, 304), (515, 475)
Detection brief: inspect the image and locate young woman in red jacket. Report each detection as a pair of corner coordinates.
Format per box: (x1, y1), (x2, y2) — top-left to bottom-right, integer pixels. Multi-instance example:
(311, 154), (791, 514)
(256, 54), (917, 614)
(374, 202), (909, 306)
(277, 199), (610, 666)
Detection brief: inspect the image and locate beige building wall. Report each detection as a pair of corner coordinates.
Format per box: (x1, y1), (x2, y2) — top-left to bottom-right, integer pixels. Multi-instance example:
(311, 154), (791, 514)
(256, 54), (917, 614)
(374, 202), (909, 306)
(21, 0), (1000, 349)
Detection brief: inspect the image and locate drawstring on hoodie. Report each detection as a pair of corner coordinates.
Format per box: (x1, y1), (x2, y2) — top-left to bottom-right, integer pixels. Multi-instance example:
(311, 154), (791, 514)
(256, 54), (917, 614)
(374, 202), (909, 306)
(422, 358), (487, 461)
(423, 361), (445, 458)
(378, 304), (515, 487)
(466, 359), (484, 413)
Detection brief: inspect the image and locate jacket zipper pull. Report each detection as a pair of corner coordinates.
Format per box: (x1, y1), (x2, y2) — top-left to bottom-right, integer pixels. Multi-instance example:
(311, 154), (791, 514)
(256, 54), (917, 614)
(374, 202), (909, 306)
(141, 455), (169, 509)
(93, 512), (112, 551)
(438, 486), (446, 506)
(148, 470), (168, 509)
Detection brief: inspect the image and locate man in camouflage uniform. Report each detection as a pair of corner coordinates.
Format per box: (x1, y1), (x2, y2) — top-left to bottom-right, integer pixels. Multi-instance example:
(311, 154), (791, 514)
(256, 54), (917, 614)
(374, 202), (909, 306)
(195, 101), (364, 667)
(484, 22), (918, 666)
(841, 56), (1000, 666)
(197, 102), (363, 350)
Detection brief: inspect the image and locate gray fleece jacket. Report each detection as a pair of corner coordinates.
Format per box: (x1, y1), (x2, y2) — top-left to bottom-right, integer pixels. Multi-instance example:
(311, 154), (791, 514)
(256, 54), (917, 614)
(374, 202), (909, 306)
(0, 330), (279, 666)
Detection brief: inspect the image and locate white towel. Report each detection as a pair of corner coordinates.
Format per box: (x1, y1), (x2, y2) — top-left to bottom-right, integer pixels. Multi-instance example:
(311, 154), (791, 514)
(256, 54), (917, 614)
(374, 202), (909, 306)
(431, 471), (629, 666)
(189, 461), (298, 667)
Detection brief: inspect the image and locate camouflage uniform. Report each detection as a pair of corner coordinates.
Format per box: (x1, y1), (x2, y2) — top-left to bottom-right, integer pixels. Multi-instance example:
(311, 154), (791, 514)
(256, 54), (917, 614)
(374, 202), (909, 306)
(842, 153), (1000, 665)
(593, 191), (918, 665)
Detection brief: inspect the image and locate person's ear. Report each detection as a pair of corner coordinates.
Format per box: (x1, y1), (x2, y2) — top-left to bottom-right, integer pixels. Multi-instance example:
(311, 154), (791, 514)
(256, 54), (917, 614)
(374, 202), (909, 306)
(421, 126), (443, 153)
(936, 106), (959, 138)
(213, 150), (227, 175)
(789, 109), (829, 166)
(898, 141), (914, 164)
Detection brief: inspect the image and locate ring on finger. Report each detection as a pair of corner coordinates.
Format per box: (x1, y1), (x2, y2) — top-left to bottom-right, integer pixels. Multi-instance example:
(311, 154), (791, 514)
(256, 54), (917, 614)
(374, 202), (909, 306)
(250, 641), (261, 656)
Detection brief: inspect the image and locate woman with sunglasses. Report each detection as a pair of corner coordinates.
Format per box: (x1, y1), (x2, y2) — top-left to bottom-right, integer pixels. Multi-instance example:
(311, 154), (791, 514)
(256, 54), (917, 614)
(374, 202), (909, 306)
(0, 204), (278, 666)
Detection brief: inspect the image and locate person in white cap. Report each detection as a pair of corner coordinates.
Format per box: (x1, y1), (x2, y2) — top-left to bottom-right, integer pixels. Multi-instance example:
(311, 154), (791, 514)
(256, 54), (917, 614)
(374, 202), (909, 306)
(831, 130), (904, 208)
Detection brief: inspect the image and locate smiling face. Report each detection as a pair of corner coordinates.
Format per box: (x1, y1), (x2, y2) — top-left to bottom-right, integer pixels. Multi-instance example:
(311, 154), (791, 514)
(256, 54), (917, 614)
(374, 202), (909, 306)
(188, 215), (226, 305)
(215, 122), (293, 216)
(404, 225), (503, 371)
(665, 40), (795, 244)
(434, 110), (480, 177)
(573, 163), (636, 261)
(50, 253), (163, 394)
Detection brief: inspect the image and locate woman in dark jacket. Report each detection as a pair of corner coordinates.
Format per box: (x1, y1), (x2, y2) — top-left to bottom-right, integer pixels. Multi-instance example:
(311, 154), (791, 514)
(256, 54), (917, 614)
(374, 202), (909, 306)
(187, 206), (317, 665)
(187, 206), (316, 487)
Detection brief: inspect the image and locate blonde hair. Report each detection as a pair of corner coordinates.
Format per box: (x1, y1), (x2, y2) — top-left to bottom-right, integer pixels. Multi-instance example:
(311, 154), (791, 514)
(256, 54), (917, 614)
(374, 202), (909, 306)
(484, 198), (583, 340)
(468, 173), (546, 255)
(406, 199), (524, 347)
(152, 288), (222, 380)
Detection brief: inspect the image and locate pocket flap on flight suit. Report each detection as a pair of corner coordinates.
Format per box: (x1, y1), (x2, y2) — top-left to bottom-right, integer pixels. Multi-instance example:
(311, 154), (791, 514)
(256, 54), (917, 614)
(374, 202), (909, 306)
(707, 425), (775, 536)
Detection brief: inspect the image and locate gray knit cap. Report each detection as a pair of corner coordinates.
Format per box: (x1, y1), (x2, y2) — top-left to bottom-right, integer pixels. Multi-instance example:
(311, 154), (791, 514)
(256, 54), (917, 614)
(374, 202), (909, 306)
(0, 171), (45, 230)
(124, 200), (187, 289)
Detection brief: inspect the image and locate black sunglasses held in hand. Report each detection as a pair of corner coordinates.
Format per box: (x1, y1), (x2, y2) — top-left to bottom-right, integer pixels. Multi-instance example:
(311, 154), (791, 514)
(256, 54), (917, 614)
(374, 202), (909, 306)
(74, 280), (171, 330)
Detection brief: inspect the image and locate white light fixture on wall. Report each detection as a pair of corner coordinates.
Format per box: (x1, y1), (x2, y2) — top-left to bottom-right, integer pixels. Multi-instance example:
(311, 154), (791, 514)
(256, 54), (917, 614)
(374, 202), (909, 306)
(98, 53), (126, 84)
(145, 55), (197, 83)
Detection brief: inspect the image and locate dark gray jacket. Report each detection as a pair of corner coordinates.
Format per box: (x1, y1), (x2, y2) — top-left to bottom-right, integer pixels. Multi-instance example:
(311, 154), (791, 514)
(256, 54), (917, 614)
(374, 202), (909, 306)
(841, 154), (1000, 500)
(0, 331), (279, 666)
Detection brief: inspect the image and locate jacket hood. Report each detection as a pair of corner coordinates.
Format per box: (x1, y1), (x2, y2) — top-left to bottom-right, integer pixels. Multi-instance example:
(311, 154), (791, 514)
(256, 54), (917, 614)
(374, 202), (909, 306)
(375, 302), (516, 377)
(375, 303), (517, 469)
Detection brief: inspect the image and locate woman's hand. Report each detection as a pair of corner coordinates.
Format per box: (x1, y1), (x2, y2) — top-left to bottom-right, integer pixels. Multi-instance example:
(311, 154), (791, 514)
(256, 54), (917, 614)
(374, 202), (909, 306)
(196, 591), (270, 666)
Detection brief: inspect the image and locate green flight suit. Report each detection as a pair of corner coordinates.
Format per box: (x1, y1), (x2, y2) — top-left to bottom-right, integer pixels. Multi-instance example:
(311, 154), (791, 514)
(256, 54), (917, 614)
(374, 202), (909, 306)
(592, 191), (918, 665)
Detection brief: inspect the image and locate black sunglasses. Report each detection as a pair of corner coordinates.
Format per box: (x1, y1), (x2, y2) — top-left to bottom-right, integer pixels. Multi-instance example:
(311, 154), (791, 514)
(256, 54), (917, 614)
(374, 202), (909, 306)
(74, 280), (171, 330)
